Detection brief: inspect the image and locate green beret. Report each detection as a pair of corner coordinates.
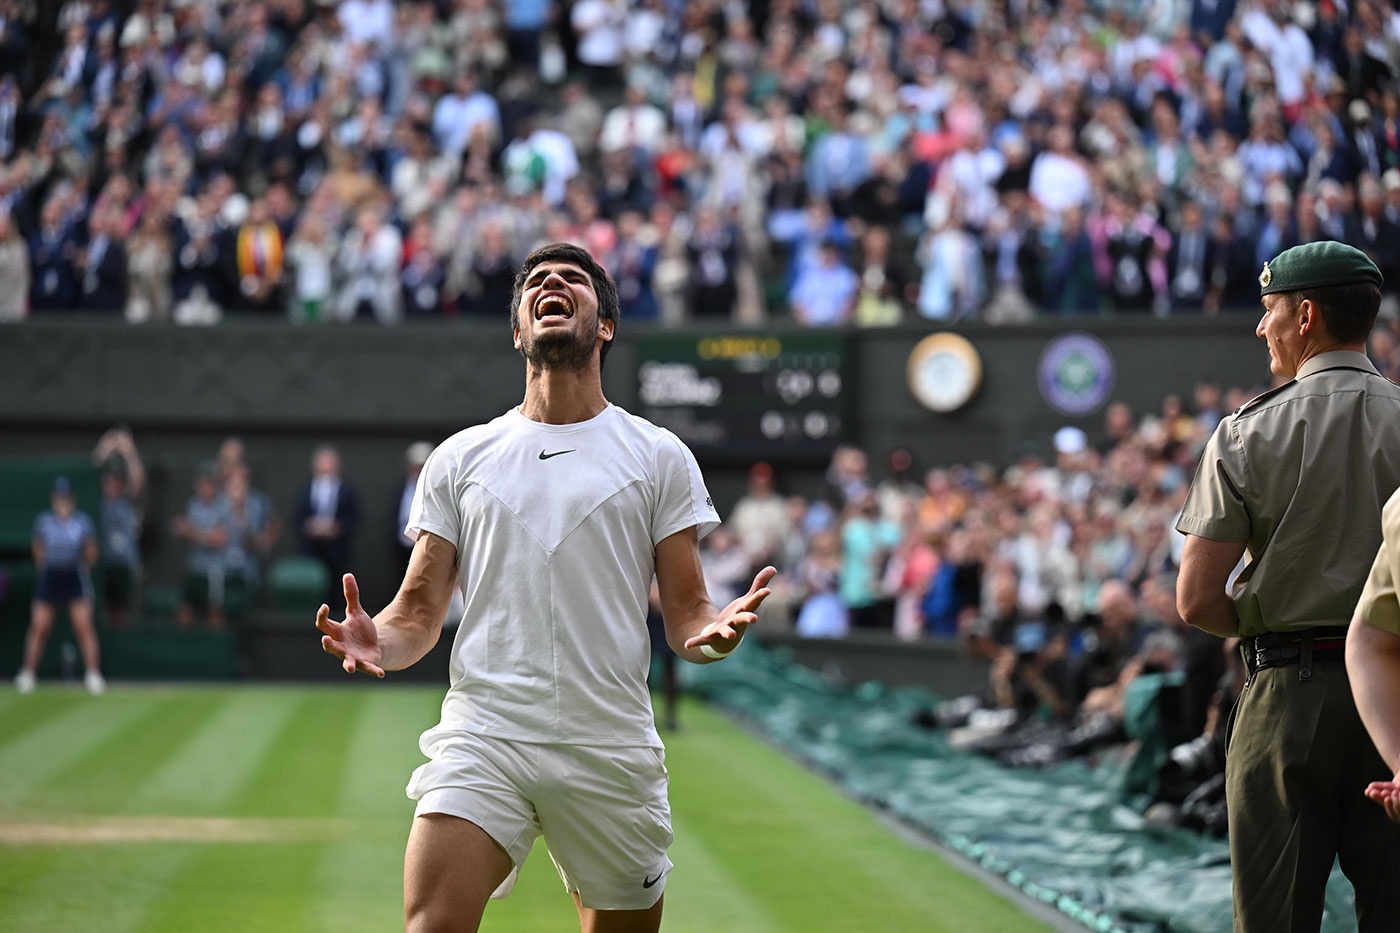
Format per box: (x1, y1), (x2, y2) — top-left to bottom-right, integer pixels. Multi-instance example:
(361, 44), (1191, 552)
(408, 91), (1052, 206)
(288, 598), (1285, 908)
(1259, 240), (1383, 296)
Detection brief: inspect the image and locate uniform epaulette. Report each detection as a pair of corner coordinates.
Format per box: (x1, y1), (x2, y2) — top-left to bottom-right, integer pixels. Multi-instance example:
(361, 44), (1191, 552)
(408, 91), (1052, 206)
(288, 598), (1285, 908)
(1232, 381), (1294, 418)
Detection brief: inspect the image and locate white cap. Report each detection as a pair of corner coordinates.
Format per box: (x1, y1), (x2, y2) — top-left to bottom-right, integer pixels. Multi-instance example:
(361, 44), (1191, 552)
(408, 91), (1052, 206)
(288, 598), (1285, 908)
(1053, 426), (1088, 455)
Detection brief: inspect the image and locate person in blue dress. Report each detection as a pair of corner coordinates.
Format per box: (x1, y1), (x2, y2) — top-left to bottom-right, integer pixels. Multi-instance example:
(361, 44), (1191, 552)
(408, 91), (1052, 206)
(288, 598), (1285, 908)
(15, 477), (105, 694)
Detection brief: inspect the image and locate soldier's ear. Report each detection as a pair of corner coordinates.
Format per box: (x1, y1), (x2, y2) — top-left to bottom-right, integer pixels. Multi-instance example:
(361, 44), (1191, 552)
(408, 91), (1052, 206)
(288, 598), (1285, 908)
(1296, 299), (1313, 334)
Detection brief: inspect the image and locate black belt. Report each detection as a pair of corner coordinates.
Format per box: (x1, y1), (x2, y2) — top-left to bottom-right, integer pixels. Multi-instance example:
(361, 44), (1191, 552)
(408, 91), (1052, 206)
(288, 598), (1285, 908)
(1243, 628), (1348, 682)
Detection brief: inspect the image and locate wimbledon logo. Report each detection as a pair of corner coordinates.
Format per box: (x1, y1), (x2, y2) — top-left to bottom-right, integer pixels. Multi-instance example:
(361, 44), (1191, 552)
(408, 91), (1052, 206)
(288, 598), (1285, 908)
(1038, 332), (1115, 415)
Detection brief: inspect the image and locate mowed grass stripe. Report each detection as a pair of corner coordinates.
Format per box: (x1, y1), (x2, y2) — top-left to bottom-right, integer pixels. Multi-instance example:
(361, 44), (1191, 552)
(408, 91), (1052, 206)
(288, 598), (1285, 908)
(659, 817), (782, 931)
(664, 703), (1053, 933)
(326, 684), (440, 818)
(0, 846), (194, 933)
(2, 689), (308, 933)
(135, 689), (375, 932)
(0, 693), (162, 808)
(0, 691), (89, 746)
(34, 689), (233, 815)
(132, 688), (300, 814)
(309, 685), (438, 933)
(228, 688), (371, 818)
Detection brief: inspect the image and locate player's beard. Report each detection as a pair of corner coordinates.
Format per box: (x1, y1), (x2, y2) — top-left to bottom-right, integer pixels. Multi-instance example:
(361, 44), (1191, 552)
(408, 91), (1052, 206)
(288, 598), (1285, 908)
(521, 316), (599, 372)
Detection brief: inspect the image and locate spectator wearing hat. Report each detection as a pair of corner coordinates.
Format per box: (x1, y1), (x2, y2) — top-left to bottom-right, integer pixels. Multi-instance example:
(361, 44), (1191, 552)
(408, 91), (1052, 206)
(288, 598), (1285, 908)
(16, 477), (104, 694)
(1176, 240), (1400, 928)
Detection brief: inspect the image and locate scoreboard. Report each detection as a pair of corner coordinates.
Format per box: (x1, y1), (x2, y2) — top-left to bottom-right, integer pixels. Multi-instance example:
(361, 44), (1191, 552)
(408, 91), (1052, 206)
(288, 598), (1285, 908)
(634, 333), (846, 461)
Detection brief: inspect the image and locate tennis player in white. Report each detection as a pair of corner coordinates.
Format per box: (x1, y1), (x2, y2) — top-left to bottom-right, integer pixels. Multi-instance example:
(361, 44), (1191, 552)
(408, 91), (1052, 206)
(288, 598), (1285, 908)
(317, 242), (776, 933)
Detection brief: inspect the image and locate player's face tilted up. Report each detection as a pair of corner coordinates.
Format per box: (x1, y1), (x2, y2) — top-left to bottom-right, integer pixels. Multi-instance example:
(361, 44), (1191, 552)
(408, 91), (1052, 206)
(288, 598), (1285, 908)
(516, 261), (607, 368)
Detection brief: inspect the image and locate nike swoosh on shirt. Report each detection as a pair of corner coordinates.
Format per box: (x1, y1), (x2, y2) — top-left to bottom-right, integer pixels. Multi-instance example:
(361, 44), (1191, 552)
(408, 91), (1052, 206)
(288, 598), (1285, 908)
(538, 449), (576, 460)
(643, 872), (663, 889)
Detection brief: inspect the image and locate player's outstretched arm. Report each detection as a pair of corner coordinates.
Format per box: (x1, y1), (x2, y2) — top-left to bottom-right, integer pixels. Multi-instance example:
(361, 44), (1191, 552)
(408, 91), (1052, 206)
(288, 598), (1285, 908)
(316, 531), (458, 676)
(654, 526), (775, 664)
(1348, 617), (1400, 821)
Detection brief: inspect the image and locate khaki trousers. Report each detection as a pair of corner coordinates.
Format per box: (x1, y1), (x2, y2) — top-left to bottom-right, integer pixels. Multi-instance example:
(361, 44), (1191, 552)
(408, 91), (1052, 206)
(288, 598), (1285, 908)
(1227, 659), (1400, 932)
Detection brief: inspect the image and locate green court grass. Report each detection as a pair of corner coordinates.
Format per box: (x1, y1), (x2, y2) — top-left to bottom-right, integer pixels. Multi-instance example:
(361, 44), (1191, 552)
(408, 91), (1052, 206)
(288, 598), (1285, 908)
(0, 685), (1051, 932)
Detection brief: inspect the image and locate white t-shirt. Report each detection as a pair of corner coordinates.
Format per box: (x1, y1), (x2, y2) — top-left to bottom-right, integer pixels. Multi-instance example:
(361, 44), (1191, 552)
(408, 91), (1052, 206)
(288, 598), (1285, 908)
(408, 404), (720, 750)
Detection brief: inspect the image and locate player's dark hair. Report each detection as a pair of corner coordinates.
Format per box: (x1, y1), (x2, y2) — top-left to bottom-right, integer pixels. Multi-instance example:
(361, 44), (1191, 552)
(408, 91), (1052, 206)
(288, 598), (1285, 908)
(510, 242), (620, 369)
(1283, 283), (1382, 344)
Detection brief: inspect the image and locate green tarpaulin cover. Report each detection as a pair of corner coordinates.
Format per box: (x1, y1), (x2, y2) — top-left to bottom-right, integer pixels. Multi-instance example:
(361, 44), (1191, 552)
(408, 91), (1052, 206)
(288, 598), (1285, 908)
(689, 642), (1358, 933)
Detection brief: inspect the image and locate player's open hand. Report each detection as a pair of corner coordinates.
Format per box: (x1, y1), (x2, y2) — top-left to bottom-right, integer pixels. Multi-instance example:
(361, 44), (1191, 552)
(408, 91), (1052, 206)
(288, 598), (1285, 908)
(684, 566), (777, 654)
(315, 573), (385, 677)
(1365, 777), (1400, 822)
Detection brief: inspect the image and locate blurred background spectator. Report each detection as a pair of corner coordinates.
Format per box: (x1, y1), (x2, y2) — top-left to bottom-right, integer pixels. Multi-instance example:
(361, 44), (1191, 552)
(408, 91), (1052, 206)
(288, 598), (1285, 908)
(171, 462), (231, 631)
(294, 443), (358, 603)
(91, 426), (145, 629)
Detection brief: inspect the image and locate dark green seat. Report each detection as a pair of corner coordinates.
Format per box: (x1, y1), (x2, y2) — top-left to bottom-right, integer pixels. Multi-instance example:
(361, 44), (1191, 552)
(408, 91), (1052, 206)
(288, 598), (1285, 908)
(268, 556), (329, 611)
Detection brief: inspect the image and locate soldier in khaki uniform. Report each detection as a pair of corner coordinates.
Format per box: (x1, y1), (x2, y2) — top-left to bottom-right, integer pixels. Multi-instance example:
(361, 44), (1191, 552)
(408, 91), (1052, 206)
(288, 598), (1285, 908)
(1177, 240), (1400, 932)
(1350, 487), (1400, 824)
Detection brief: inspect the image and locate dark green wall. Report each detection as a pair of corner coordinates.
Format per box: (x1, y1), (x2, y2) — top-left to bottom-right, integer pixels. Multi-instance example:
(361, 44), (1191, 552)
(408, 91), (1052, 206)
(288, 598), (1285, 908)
(0, 316), (1267, 612)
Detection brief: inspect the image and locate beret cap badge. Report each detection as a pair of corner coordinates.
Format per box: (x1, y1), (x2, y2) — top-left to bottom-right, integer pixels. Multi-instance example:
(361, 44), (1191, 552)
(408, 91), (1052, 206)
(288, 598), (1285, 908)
(1259, 263), (1272, 289)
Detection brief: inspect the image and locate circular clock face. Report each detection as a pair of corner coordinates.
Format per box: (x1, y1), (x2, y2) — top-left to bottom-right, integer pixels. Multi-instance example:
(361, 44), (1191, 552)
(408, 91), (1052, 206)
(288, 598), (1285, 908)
(907, 333), (982, 413)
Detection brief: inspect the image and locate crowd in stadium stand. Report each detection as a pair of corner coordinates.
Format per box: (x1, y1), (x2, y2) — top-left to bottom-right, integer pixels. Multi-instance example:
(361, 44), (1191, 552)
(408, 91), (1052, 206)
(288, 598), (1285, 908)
(0, 0), (1397, 323)
(712, 383), (1255, 828)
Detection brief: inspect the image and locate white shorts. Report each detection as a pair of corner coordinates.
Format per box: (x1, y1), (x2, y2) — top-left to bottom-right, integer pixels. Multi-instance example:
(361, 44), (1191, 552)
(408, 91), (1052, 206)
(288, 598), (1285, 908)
(406, 731), (674, 910)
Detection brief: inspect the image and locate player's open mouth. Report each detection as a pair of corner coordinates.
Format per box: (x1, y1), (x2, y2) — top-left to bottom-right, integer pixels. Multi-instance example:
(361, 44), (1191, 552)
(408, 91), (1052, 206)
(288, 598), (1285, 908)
(535, 294), (573, 321)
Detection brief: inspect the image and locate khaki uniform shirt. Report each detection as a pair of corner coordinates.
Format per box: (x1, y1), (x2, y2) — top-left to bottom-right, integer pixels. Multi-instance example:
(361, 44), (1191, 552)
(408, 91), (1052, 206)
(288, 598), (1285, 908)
(1176, 350), (1400, 637)
(1358, 486), (1400, 636)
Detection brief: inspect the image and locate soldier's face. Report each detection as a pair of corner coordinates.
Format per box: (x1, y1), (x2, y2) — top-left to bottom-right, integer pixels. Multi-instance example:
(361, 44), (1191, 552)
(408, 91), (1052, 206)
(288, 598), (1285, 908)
(1256, 294), (1305, 378)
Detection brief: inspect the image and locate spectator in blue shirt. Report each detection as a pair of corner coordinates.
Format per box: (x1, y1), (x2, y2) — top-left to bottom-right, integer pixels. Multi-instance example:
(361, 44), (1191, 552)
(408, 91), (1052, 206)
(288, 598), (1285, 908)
(172, 464), (232, 631)
(790, 238), (858, 326)
(15, 477), (104, 694)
